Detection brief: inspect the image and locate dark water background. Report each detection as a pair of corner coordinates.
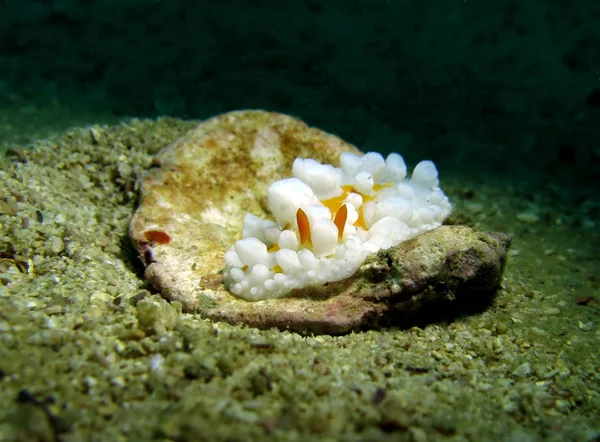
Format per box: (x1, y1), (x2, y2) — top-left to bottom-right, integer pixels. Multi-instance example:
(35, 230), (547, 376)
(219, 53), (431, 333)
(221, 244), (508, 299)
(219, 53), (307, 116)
(1, 0), (599, 195)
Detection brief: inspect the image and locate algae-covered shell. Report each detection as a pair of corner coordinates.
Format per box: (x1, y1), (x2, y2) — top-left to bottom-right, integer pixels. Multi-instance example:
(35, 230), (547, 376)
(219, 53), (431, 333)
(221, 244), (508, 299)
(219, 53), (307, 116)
(130, 110), (509, 334)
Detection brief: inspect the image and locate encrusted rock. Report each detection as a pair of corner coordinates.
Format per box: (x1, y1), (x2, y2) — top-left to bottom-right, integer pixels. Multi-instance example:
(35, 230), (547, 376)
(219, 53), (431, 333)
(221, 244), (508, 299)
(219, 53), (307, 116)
(130, 110), (510, 334)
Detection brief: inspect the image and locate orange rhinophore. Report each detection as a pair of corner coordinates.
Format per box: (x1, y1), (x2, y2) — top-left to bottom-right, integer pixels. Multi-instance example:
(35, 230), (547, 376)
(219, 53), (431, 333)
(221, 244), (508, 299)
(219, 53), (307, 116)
(296, 208), (312, 247)
(333, 204), (347, 240)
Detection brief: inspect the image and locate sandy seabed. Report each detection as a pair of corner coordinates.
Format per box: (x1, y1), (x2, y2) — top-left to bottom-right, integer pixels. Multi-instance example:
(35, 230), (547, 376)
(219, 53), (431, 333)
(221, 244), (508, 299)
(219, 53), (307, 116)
(0, 118), (598, 441)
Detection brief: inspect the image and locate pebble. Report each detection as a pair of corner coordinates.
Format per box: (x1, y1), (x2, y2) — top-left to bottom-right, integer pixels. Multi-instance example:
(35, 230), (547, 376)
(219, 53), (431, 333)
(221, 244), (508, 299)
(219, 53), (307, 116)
(513, 361), (532, 377)
(49, 237), (65, 255)
(516, 211), (539, 223)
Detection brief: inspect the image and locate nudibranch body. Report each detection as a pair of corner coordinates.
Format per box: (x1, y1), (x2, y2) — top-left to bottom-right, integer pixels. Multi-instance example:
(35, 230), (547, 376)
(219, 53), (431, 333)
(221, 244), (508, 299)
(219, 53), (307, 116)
(223, 152), (452, 301)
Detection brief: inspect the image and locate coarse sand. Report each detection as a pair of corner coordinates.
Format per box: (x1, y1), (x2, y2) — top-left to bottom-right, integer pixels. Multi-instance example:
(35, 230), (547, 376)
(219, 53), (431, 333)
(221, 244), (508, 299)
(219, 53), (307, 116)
(0, 118), (598, 441)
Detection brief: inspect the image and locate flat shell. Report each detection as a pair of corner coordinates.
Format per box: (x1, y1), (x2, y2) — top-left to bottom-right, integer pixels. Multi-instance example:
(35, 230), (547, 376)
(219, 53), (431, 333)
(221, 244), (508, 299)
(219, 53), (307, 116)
(130, 110), (510, 334)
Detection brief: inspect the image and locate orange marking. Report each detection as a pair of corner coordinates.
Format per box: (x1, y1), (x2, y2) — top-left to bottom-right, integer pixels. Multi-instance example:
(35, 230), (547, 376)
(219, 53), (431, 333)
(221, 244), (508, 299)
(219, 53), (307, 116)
(333, 204), (347, 240)
(321, 183), (394, 231)
(321, 185), (353, 215)
(267, 242), (280, 253)
(355, 209), (367, 230)
(296, 208), (312, 247)
(144, 230), (171, 245)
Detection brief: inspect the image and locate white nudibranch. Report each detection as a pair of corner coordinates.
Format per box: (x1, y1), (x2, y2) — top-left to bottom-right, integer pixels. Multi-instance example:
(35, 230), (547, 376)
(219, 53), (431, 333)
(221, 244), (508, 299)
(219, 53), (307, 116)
(223, 152), (452, 301)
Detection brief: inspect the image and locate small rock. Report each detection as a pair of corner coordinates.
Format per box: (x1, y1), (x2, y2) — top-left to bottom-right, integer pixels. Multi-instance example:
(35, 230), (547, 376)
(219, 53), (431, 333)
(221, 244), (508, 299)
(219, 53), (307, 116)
(136, 297), (179, 335)
(54, 214), (67, 225)
(516, 211), (539, 223)
(513, 361), (532, 377)
(49, 237), (65, 255)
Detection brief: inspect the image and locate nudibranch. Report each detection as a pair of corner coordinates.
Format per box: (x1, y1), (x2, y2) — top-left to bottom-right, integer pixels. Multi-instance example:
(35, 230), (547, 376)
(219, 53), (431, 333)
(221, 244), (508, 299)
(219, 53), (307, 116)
(223, 151), (452, 301)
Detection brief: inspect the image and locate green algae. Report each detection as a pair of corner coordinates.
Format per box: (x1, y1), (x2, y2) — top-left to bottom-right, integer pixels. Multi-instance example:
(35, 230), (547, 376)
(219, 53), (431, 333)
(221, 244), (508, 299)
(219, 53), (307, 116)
(0, 118), (598, 441)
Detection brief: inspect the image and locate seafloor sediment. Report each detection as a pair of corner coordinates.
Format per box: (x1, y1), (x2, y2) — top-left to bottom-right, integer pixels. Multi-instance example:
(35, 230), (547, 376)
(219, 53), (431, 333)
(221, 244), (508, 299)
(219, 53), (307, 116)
(0, 118), (598, 441)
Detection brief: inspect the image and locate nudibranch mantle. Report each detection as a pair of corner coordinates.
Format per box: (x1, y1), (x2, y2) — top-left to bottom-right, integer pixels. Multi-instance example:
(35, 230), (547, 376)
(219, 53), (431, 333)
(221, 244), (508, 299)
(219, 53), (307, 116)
(223, 151), (452, 301)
